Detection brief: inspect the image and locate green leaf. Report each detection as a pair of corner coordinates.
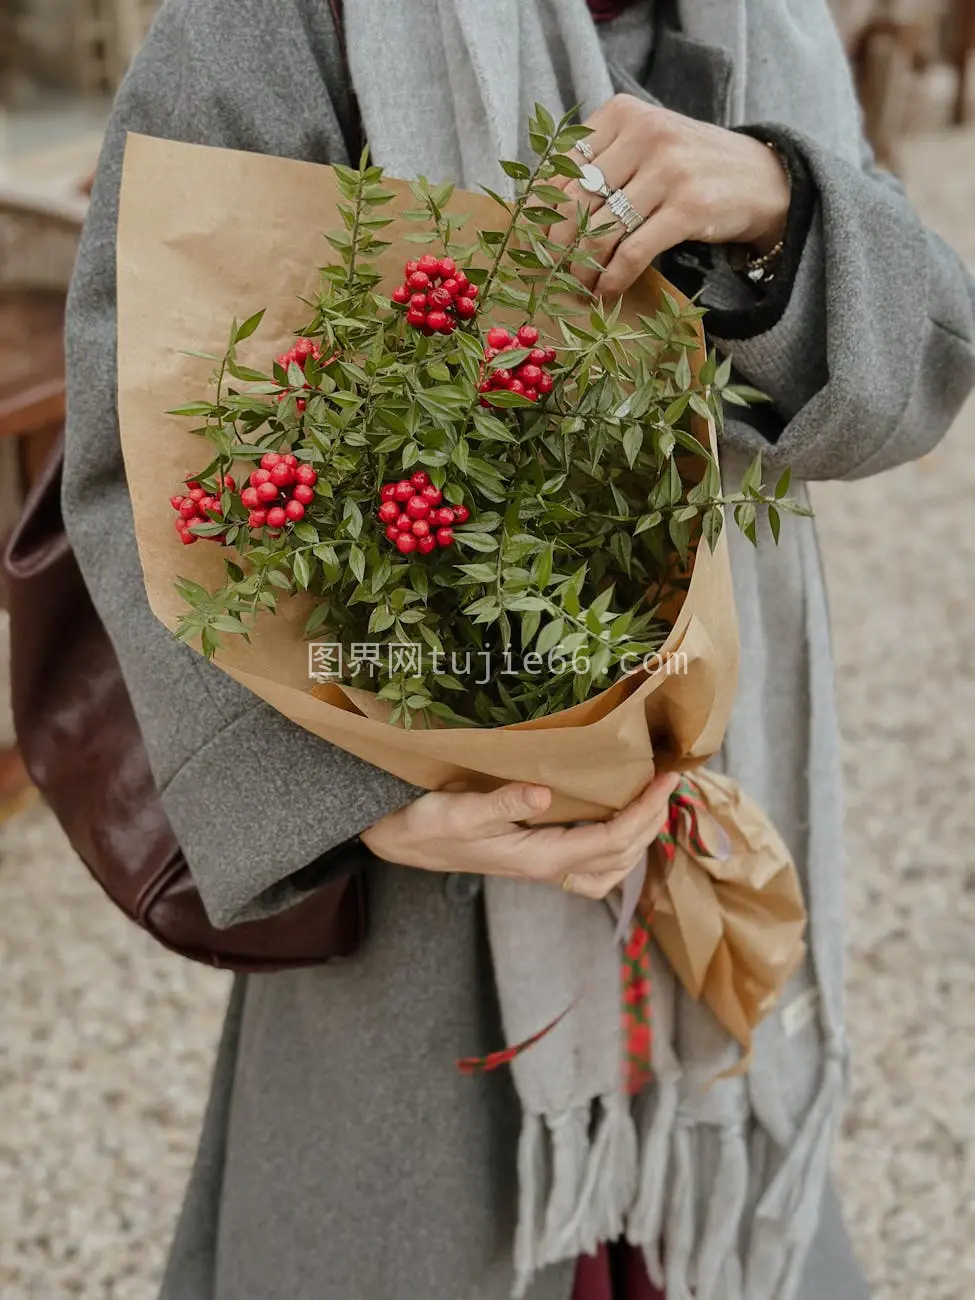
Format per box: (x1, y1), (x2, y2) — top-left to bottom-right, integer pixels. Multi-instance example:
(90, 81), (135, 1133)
(293, 551), (312, 590)
(741, 454), (763, 497)
(550, 154), (584, 180)
(304, 602), (333, 637)
(534, 544), (554, 590)
(455, 532), (499, 553)
(674, 348), (692, 391)
(664, 395), (690, 426)
(522, 206), (564, 226)
(635, 511), (662, 535)
(533, 102), (556, 135)
(725, 384), (771, 405)
(768, 503), (781, 545)
(343, 498), (364, 539)
(293, 523), (319, 545)
(734, 501), (758, 545)
(535, 618), (564, 656)
(506, 596), (549, 612)
(622, 426), (643, 467)
(775, 467), (792, 500)
(349, 544), (366, 583)
(483, 389), (535, 409)
(457, 563), (497, 583)
(668, 514), (692, 564)
(714, 354), (734, 387)
(369, 608), (396, 634)
(234, 309), (266, 343)
(501, 159), (532, 180)
(167, 402), (215, 418)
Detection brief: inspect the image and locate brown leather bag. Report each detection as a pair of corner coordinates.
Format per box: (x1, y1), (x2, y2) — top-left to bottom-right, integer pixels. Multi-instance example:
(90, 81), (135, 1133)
(4, 442), (365, 971)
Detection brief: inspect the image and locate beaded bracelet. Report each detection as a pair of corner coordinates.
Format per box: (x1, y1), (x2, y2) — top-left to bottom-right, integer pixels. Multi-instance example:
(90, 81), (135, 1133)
(738, 140), (792, 285)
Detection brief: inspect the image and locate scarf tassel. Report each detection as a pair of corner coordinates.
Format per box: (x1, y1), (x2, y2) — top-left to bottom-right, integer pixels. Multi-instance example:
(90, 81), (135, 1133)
(513, 1112), (546, 1300)
(540, 1106), (593, 1266)
(513, 1095), (640, 1294)
(626, 1079), (678, 1285)
(745, 1051), (847, 1300)
(693, 1123), (749, 1300)
(663, 1122), (697, 1300)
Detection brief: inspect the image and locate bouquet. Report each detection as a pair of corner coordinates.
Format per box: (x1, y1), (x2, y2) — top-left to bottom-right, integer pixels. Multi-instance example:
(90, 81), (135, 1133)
(163, 110), (800, 731)
(116, 113), (808, 1054)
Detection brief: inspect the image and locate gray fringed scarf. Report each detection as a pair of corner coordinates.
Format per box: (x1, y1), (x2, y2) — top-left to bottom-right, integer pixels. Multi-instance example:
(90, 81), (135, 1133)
(344, 2), (861, 1297)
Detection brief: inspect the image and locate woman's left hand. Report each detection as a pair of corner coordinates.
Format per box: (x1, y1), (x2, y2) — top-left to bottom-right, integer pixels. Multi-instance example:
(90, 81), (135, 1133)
(548, 94), (791, 298)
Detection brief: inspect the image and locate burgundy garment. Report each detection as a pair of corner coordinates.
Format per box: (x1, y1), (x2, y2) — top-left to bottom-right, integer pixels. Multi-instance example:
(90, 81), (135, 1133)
(572, 1244), (665, 1300)
(586, 0), (645, 21)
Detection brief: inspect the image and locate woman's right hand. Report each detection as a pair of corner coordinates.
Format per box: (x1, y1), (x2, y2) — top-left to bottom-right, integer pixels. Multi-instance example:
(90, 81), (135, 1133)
(360, 773), (680, 901)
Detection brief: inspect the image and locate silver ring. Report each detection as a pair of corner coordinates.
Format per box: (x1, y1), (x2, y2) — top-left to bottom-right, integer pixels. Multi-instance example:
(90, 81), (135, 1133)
(578, 163), (613, 200)
(574, 139), (595, 163)
(606, 187), (646, 237)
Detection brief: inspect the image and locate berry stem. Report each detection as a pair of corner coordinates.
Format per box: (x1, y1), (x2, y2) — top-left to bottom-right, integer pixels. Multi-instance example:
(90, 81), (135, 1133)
(479, 131), (564, 312)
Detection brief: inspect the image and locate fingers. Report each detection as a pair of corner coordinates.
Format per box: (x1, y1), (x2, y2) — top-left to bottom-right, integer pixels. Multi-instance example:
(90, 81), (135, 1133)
(517, 772), (680, 886)
(548, 772), (680, 875)
(433, 782), (553, 838)
(549, 136), (648, 289)
(564, 861), (637, 901)
(594, 206), (690, 299)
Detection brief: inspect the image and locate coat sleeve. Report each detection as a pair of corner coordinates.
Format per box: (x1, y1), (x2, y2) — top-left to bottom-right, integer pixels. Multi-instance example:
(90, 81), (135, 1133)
(709, 127), (975, 483)
(62, 0), (417, 930)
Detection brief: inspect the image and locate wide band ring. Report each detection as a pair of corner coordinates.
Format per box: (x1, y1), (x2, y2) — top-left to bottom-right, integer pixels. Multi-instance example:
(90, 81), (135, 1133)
(574, 138), (595, 163)
(606, 187), (646, 237)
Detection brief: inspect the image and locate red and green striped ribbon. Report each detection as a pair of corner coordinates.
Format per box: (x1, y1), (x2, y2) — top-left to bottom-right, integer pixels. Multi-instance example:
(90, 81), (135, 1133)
(620, 776), (714, 1093)
(458, 777), (718, 1084)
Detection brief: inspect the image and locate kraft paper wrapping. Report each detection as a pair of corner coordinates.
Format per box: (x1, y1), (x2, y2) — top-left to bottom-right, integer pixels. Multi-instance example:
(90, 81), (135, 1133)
(649, 771), (808, 1056)
(116, 133), (806, 1037)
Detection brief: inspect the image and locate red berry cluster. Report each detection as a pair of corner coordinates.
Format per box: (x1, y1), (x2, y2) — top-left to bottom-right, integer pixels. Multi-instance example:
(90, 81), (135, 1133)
(377, 470), (471, 556)
(240, 451), (319, 536)
(479, 325), (557, 406)
(391, 255), (479, 335)
(170, 477), (235, 546)
(275, 337), (322, 415)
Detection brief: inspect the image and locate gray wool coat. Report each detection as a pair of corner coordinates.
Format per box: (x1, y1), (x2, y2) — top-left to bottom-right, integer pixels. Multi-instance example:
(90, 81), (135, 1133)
(62, 1), (975, 1298)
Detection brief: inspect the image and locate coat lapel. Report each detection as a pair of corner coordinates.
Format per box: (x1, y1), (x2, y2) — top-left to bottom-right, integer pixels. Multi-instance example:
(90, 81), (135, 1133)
(607, 23), (734, 127)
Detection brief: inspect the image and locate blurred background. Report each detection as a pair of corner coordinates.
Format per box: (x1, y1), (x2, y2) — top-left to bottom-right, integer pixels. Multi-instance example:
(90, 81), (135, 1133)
(1, 3), (973, 1299)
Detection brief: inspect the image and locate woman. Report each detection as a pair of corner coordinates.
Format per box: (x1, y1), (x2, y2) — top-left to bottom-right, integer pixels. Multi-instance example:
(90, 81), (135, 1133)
(63, 1), (975, 1298)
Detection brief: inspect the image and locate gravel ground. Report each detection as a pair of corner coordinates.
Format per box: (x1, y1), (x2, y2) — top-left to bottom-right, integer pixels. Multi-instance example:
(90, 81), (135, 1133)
(1, 129), (974, 1300)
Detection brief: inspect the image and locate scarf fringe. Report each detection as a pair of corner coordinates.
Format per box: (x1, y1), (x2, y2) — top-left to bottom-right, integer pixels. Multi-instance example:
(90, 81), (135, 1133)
(745, 1052), (846, 1300)
(514, 1096), (640, 1292)
(513, 1112), (547, 1300)
(568, 1094), (639, 1256)
(626, 1079), (679, 1284)
(540, 1106), (592, 1265)
(513, 1052), (846, 1300)
(693, 1123), (748, 1300)
(663, 1123), (697, 1300)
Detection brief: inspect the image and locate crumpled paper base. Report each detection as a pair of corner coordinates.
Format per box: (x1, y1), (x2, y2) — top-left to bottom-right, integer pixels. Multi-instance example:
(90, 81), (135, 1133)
(647, 769), (807, 1062)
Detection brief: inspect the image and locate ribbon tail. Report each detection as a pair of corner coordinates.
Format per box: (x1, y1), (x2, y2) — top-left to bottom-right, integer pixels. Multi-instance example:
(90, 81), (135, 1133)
(457, 1002), (576, 1077)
